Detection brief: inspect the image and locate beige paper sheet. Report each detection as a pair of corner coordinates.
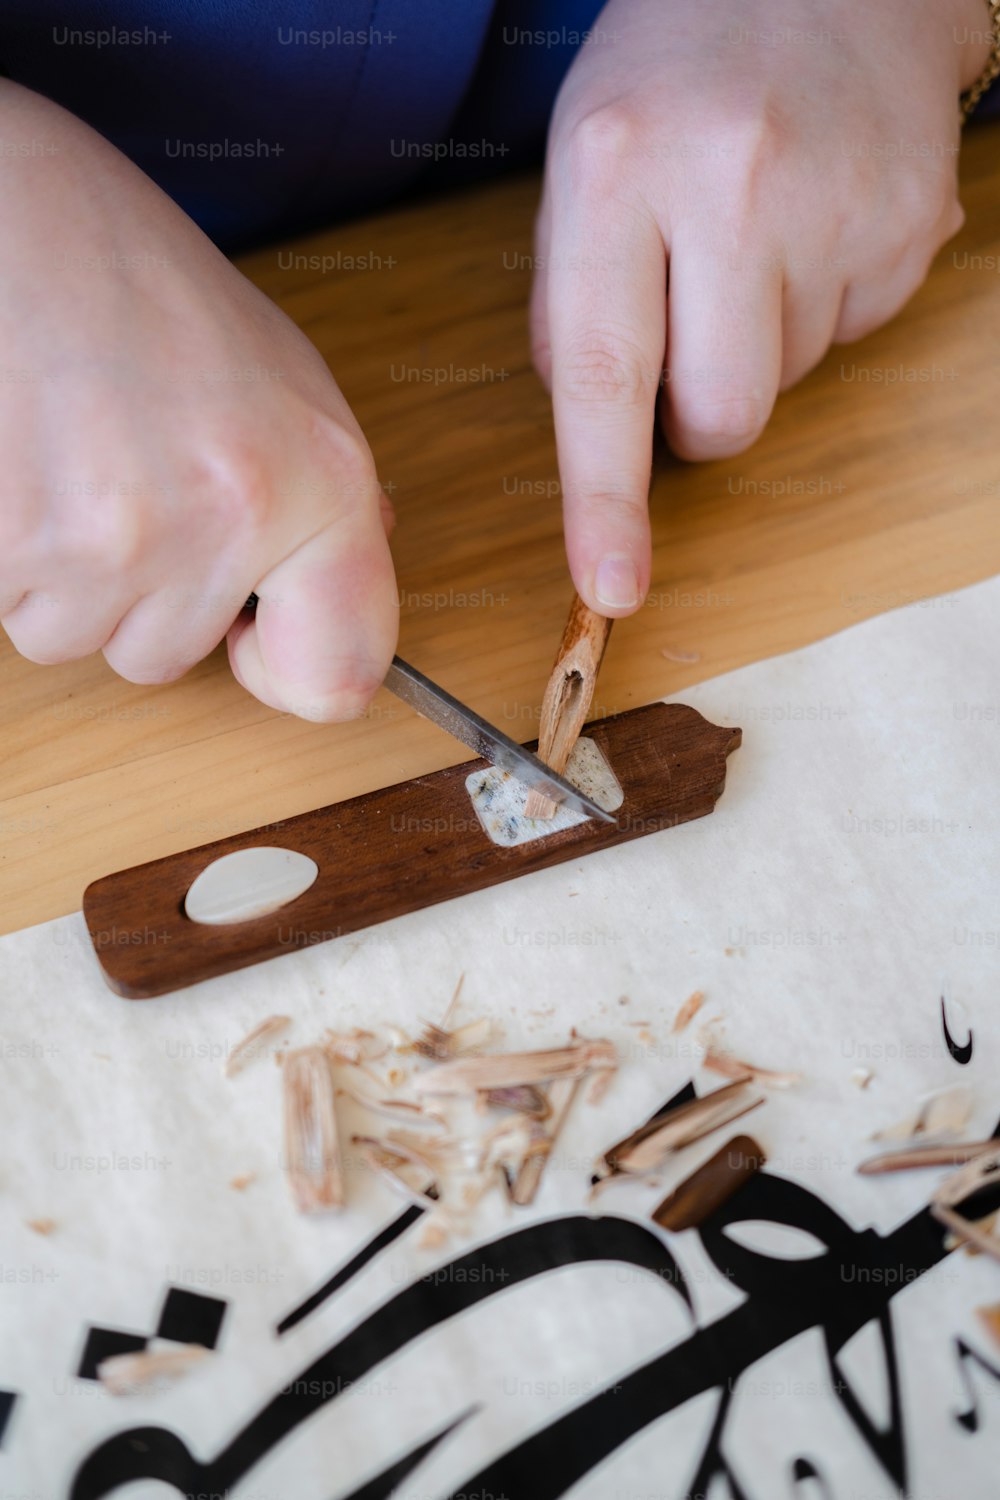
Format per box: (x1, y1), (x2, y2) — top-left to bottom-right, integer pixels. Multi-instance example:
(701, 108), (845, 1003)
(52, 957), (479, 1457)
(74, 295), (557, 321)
(1, 576), (998, 1498)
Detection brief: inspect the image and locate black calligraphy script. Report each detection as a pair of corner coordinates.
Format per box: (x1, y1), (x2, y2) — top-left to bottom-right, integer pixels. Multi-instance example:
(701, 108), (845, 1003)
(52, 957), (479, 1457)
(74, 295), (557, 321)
(67, 1160), (1000, 1500)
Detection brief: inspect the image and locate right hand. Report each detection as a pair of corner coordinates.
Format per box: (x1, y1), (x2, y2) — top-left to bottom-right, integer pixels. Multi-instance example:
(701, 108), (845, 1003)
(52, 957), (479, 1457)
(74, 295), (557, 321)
(0, 82), (397, 720)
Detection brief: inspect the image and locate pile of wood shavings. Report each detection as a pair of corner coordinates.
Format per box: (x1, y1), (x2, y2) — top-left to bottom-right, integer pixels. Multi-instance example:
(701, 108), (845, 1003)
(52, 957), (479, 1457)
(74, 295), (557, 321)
(218, 985), (816, 1247)
(229, 979), (620, 1247)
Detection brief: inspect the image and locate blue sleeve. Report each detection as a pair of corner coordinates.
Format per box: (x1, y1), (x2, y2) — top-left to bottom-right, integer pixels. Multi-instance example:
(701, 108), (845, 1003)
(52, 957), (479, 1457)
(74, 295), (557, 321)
(0, 0), (603, 248)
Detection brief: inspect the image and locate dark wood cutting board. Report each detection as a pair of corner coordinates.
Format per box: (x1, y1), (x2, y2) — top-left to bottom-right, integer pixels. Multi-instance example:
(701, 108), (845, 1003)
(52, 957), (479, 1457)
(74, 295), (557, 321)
(83, 702), (741, 998)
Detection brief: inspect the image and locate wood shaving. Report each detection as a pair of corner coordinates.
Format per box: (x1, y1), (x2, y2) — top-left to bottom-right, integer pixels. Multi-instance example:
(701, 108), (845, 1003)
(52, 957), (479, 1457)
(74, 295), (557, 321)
(930, 1145), (1000, 1267)
(672, 990), (706, 1033)
(873, 1085), (973, 1142)
(323, 1028), (389, 1064)
(508, 1077), (580, 1206)
(229, 1173), (256, 1191)
(351, 1135), (441, 1214)
(225, 1014), (291, 1078)
(587, 1066), (615, 1105)
(337, 1085), (445, 1127)
(851, 1068), (874, 1090)
(25, 1218), (56, 1236)
(944, 1209), (998, 1254)
(931, 1203), (1000, 1268)
(858, 1141), (997, 1176)
(418, 1217), (450, 1251)
(282, 1046), (343, 1214)
(477, 1116), (535, 1175)
(382, 1129), (461, 1166)
(414, 1016), (493, 1061)
(696, 1018), (725, 1045)
(414, 1037), (616, 1095)
(654, 1133), (765, 1231)
(595, 1080), (764, 1181)
(443, 973), (465, 1020)
(348, 1061), (404, 1093)
(703, 1048), (799, 1089)
(97, 1343), (209, 1396)
(976, 1304), (1000, 1348)
(481, 1085), (551, 1119)
(413, 1022), (456, 1061)
(461, 1179), (488, 1209)
(360, 1132), (446, 1177)
(931, 1144), (1000, 1210)
(660, 646), (701, 663)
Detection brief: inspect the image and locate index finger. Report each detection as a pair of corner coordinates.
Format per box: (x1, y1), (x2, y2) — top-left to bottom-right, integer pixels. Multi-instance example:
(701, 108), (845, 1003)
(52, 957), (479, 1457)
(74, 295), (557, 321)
(548, 175), (666, 615)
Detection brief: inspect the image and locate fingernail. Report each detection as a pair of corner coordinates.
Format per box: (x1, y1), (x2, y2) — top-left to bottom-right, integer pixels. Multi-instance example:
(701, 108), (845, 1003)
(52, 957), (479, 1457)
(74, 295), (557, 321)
(594, 553), (639, 609)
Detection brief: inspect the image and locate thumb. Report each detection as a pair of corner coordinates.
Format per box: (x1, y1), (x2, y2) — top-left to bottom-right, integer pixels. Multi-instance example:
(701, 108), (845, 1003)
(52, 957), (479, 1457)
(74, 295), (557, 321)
(228, 513), (398, 722)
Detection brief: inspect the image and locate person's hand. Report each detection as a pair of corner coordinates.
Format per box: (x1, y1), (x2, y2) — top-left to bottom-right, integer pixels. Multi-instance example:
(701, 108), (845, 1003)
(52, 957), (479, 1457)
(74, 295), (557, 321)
(0, 82), (397, 720)
(532, 0), (991, 616)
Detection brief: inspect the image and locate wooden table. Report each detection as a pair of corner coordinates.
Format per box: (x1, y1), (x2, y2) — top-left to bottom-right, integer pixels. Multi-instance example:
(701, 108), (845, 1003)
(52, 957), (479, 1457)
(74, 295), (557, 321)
(3, 130), (999, 937)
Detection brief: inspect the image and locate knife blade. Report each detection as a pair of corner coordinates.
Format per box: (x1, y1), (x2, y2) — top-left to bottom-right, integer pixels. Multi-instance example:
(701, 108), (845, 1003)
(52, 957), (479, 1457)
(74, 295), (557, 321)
(384, 656), (616, 823)
(241, 596), (615, 823)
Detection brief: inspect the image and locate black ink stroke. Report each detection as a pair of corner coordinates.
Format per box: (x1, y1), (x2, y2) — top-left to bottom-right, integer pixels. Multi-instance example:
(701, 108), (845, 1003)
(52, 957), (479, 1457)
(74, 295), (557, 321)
(342, 1410), (474, 1500)
(70, 1216), (691, 1498)
(684, 1379), (752, 1500)
(68, 1117), (985, 1500)
(941, 995), (973, 1065)
(277, 1205), (424, 1335)
(454, 1177), (950, 1500)
(0, 1391), (16, 1449)
(950, 1336), (1000, 1433)
(791, 1457), (835, 1496)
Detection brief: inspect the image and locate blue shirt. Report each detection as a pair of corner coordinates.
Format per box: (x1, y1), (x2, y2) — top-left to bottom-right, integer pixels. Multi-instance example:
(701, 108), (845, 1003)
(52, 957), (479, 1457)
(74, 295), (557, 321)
(1, 1), (605, 248)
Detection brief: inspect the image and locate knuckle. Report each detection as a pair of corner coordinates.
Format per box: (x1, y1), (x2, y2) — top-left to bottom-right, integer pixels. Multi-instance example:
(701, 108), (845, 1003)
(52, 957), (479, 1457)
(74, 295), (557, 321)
(192, 439), (272, 536)
(530, 328), (552, 380)
(60, 492), (144, 575)
(308, 412), (378, 509)
(568, 478), (649, 529)
(895, 172), (955, 239)
(672, 391), (768, 452)
(532, 341), (553, 387)
(945, 199), (966, 237)
(711, 102), (787, 202)
(562, 102), (642, 193)
(557, 331), (652, 408)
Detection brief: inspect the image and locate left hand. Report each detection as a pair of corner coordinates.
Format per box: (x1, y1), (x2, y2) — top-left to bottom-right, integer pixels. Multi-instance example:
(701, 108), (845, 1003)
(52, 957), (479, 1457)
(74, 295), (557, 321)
(532, 0), (990, 616)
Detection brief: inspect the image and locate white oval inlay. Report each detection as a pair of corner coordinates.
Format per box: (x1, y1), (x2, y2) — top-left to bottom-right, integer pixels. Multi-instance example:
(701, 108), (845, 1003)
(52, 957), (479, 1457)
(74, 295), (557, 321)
(184, 847), (319, 926)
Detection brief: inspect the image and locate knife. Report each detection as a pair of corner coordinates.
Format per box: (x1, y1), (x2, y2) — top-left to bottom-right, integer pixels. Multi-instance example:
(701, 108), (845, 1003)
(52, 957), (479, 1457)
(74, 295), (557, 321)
(243, 596), (615, 823)
(384, 655), (615, 823)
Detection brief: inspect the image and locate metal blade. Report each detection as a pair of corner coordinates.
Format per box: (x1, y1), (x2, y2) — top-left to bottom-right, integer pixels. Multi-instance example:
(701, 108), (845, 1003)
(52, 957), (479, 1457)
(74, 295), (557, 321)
(384, 656), (616, 824)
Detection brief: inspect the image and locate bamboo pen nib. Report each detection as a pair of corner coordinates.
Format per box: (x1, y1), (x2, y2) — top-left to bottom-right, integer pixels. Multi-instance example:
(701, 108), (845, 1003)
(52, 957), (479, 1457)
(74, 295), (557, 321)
(525, 594), (613, 819)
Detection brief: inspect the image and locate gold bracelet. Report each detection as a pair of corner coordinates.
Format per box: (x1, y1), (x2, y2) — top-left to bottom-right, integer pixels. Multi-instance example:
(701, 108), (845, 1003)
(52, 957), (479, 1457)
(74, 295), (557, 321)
(961, 0), (1000, 122)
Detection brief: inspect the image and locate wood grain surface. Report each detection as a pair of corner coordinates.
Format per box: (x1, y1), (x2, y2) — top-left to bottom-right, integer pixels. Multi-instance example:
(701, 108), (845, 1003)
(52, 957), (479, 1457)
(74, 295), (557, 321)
(82, 703), (740, 998)
(4, 128), (1000, 935)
